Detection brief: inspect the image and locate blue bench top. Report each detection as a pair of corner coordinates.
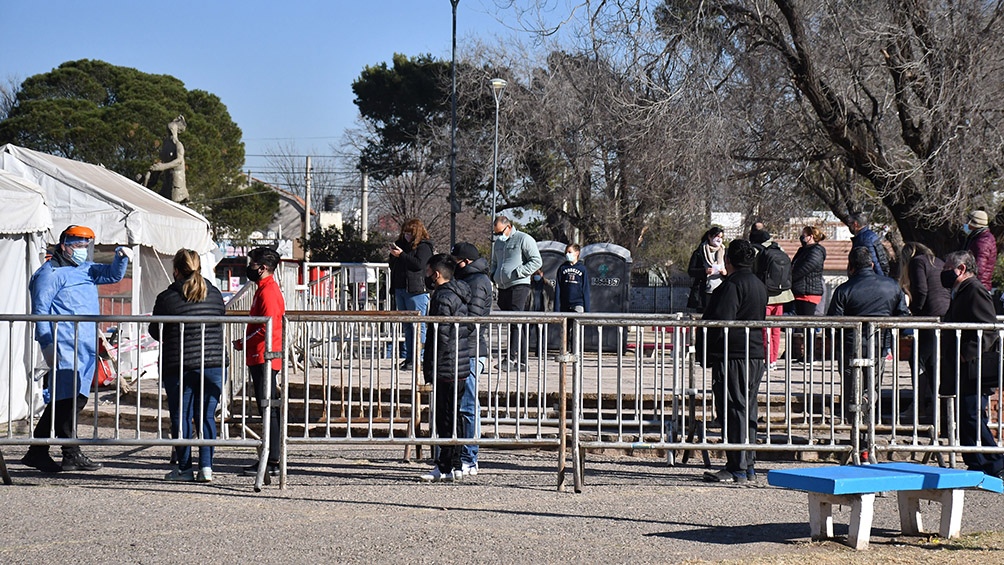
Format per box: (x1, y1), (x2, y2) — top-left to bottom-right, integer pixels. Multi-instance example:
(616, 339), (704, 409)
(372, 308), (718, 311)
(768, 462), (1004, 495)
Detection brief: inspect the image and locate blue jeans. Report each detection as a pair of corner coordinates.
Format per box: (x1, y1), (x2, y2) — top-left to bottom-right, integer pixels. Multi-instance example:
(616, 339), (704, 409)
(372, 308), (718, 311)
(460, 356), (485, 466)
(394, 289), (429, 362)
(164, 366), (223, 470)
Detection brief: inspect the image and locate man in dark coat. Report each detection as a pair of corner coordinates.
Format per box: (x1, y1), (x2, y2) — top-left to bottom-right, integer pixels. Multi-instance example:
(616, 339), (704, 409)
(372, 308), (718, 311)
(420, 253), (472, 482)
(848, 212), (891, 277)
(827, 247), (909, 421)
(700, 239), (768, 484)
(940, 250), (1004, 478)
(452, 242), (492, 476)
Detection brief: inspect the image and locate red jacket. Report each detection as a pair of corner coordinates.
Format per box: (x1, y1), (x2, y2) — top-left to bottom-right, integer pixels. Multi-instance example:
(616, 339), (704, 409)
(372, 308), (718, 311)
(966, 228), (997, 291)
(246, 275), (284, 370)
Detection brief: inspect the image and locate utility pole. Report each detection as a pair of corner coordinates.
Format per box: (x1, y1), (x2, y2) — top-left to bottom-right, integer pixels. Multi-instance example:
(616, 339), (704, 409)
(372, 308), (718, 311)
(361, 171), (369, 241)
(303, 155), (312, 261)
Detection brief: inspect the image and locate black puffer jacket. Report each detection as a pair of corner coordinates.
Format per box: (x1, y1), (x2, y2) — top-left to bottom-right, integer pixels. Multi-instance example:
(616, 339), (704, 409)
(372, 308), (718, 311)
(149, 278), (226, 372)
(697, 268), (768, 360)
(423, 278), (472, 383)
(790, 243), (826, 297)
(390, 238), (434, 294)
(456, 257), (492, 357)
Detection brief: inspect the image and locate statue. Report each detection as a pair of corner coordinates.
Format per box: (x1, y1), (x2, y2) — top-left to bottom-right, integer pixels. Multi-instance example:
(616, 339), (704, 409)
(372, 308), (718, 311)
(143, 115), (188, 203)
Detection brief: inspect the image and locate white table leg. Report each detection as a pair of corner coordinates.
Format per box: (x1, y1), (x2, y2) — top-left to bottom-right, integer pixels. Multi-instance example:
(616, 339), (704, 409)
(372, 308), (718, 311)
(848, 493), (875, 550)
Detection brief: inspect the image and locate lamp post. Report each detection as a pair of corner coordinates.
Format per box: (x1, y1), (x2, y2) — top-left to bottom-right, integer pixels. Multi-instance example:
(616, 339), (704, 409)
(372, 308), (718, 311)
(449, 0), (460, 247)
(490, 77), (507, 225)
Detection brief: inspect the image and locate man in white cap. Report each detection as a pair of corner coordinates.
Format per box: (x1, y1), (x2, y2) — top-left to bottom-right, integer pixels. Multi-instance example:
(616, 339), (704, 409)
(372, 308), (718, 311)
(963, 210), (997, 291)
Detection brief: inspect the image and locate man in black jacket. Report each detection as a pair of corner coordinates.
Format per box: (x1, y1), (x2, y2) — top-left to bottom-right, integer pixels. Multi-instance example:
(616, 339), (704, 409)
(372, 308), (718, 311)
(700, 239), (768, 484)
(420, 254), (472, 482)
(827, 247), (909, 422)
(940, 251), (1004, 478)
(452, 242), (492, 476)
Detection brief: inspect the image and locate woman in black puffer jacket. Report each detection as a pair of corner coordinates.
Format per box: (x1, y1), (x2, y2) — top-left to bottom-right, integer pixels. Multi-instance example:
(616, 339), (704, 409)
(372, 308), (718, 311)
(149, 249), (226, 482)
(389, 218), (435, 370)
(790, 225), (827, 315)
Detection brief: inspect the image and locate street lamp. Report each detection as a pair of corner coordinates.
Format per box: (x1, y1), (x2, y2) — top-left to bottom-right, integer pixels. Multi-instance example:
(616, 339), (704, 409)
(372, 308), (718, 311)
(490, 77), (507, 225)
(449, 0), (460, 247)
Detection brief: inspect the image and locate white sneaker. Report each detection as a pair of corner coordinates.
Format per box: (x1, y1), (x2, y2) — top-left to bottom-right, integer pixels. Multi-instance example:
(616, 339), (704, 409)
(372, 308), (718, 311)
(419, 467), (444, 482)
(449, 469), (464, 482)
(164, 468), (194, 481)
(196, 467), (213, 483)
(462, 463), (478, 476)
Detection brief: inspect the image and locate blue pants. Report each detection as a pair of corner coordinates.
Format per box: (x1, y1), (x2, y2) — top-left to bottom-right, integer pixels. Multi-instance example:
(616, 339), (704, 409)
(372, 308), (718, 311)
(164, 366), (223, 470)
(395, 289), (429, 362)
(460, 357), (485, 466)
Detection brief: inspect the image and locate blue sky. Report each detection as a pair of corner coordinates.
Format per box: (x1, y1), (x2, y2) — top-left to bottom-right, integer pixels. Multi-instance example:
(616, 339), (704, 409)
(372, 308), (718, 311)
(0, 0), (523, 174)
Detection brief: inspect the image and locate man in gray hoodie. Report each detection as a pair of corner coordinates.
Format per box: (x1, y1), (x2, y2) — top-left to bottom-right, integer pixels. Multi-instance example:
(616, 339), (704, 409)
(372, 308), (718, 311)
(490, 215), (542, 370)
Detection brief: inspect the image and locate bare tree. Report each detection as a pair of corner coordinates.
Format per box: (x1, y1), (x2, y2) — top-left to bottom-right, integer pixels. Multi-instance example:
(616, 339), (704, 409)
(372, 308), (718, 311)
(0, 75), (19, 121)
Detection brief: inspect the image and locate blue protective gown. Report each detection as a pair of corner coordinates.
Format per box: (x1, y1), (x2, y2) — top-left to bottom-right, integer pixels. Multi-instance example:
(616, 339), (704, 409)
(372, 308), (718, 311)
(29, 250), (129, 401)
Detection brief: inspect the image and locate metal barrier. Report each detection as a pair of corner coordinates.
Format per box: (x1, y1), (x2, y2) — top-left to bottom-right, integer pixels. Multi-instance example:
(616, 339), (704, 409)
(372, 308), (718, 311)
(296, 262), (391, 311)
(4, 310), (1003, 493)
(278, 311), (572, 488)
(0, 313), (275, 491)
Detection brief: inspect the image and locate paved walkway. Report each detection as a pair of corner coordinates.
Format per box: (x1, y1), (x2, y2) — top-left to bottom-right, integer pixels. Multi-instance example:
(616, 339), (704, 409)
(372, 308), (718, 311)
(3, 445), (1002, 563)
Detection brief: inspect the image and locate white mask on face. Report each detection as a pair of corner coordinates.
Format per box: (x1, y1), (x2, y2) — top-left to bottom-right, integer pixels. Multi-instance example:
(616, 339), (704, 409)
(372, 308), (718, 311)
(71, 248), (89, 265)
(565, 252), (577, 263)
(712, 237), (724, 247)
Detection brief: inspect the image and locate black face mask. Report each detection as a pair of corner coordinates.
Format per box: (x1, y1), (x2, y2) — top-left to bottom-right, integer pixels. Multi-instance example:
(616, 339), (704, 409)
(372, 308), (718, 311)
(425, 275), (437, 290)
(246, 264), (262, 282)
(940, 270), (958, 290)
(799, 236), (807, 246)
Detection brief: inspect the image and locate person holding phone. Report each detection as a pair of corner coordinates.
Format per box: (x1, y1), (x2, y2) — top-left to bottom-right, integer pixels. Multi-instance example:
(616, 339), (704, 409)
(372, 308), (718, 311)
(389, 219), (434, 370)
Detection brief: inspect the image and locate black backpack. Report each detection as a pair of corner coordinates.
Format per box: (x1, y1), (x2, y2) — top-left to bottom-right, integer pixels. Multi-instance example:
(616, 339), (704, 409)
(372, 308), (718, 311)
(756, 243), (793, 294)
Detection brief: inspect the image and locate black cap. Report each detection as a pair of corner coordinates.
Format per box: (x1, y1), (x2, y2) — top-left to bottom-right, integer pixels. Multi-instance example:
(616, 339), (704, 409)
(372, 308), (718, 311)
(451, 242), (480, 261)
(749, 229), (770, 244)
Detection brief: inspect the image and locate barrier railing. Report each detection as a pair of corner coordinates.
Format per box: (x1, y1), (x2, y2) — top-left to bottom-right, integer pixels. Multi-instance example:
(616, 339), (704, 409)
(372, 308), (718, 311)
(0, 313), (275, 491)
(4, 311), (1003, 493)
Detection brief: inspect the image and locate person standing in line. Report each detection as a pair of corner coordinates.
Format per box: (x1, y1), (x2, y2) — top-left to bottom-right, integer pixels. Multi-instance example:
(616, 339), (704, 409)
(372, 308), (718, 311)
(555, 243), (590, 314)
(22, 225), (131, 473)
(827, 247), (909, 420)
(788, 226), (827, 363)
(150, 249), (226, 483)
(790, 226), (827, 317)
(698, 239), (768, 484)
(451, 242), (492, 477)
(490, 215), (542, 371)
(419, 253), (472, 482)
(962, 210), (997, 292)
(749, 227), (793, 370)
(528, 269), (554, 313)
(847, 212), (891, 277)
(388, 219), (434, 370)
(939, 250), (1004, 478)
(898, 242), (950, 423)
(686, 227), (726, 314)
(233, 247), (284, 477)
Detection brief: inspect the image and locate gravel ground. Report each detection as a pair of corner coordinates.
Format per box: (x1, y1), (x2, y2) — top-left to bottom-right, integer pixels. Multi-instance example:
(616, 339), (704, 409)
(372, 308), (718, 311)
(2, 445), (1003, 564)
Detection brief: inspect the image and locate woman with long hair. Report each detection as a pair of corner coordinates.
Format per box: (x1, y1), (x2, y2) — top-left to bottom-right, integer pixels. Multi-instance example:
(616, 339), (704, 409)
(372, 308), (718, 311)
(899, 241), (951, 422)
(149, 249), (226, 482)
(389, 218), (434, 370)
(687, 226), (726, 313)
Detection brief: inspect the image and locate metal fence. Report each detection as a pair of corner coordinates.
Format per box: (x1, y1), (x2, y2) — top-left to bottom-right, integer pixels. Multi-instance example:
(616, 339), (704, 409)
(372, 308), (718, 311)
(0, 313), (276, 491)
(3, 311), (1003, 493)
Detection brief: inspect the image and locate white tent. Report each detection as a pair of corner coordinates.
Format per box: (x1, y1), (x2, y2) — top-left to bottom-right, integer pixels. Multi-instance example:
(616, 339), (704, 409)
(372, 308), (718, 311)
(0, 170), (52, 422)
(0, 144), (220, 313)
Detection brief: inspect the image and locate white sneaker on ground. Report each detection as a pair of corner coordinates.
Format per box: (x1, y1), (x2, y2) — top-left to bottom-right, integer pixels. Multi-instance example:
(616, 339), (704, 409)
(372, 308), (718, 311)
(196, 467), (213, 483)
(419, 467), (444, 482)
(462, 463), (478, 476)
(450, 469), (464, 482)
(164, 468), (195, 481)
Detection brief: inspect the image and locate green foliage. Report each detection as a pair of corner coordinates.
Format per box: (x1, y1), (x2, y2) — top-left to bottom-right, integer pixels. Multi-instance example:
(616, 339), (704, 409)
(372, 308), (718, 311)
(209, 181), (280, 246)
(0, 59), (259, 237)
(305, 222), (387, 263)
(352, 53), (451, 179)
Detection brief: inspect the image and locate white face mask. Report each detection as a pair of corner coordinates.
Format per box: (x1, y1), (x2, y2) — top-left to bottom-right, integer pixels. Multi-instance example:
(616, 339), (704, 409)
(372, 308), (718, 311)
(565, 252), (577, 262)
(71, 248), (89, 265)
(712, 237), (724, 247)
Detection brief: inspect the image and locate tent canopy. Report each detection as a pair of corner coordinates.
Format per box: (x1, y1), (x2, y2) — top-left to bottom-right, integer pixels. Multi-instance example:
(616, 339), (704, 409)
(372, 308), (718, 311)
(0, 144), (220, 313)
(0, 169), (53, 236)
(0, 144), (216, 255)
